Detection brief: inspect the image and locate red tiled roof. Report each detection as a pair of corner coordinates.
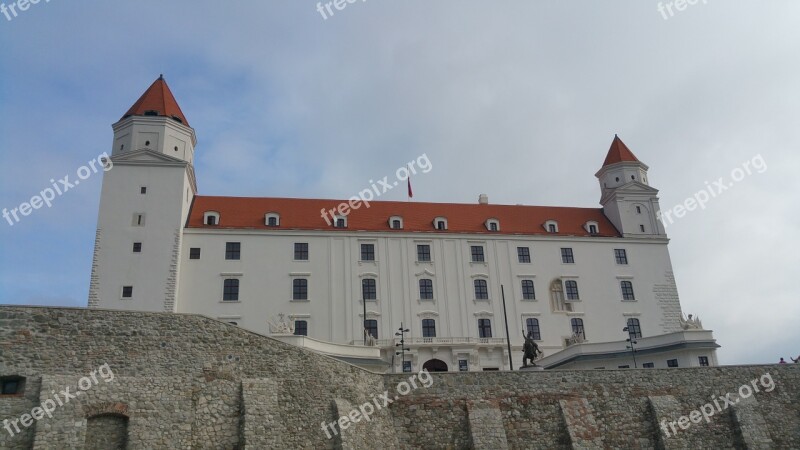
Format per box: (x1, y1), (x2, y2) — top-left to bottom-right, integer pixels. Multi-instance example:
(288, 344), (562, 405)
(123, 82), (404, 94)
(121, 75), (189, 126)
(187, 196), (621, 237)
(602, 135), (639, 167)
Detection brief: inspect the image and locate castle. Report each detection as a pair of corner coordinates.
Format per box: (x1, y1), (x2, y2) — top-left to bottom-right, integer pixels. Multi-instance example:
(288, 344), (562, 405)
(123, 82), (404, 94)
(86, 76), (718, 372)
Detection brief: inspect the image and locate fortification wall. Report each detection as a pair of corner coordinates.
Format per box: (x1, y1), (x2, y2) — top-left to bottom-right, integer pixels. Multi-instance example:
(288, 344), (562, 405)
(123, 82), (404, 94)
(1, 306), (798, 449)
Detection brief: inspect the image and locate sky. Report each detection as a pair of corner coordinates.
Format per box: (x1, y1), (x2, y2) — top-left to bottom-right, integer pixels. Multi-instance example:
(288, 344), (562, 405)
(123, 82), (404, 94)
(0, 1), (798, 365)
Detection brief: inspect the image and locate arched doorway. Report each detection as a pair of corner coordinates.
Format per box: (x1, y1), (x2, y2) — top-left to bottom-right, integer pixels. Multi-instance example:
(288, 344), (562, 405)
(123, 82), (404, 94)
(423, 359), (448, 372)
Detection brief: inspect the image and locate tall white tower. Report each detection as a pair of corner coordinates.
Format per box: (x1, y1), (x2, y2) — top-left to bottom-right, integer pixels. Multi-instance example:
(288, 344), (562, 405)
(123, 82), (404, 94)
(595, 135), (666, 238)
(88, 75), (197, 312)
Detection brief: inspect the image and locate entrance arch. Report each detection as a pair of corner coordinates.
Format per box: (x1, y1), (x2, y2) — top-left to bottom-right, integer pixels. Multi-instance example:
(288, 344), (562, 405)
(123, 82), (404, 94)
(422, 359), (448, 372)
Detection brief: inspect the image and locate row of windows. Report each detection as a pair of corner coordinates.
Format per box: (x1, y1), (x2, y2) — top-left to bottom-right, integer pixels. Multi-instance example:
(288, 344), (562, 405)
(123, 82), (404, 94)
(194, 242), (629, 266)
(203, 211), (604, 234)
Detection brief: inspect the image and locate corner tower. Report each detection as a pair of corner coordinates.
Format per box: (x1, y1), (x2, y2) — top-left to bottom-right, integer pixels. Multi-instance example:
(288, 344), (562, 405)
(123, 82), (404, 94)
(595, 135), (666, 237)
(88, 76), (197, 312)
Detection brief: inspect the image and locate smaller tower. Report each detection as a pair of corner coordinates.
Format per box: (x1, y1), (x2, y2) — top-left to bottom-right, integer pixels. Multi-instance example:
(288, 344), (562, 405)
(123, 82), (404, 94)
(595, 135), (666, 237)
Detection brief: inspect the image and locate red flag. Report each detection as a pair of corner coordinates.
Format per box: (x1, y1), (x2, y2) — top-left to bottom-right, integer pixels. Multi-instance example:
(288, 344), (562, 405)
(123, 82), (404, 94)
(407, 166), (413, 199)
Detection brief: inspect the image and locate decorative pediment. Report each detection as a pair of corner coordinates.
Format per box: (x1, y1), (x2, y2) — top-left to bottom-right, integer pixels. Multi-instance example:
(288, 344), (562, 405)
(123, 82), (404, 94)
(415, 268), (436, 277)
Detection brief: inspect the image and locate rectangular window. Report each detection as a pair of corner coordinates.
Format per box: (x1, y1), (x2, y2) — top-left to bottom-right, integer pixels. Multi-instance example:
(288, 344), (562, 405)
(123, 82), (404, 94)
(121, 286), (133, 298)
(417, 244), (431, 262)
(474, 279), (489, 300)
(362, 279), (377, 300)
(419, 279), (434, 300)
(189, 248), (201, 260)
(1, 377), (25, 395)
(643, 362), (655, 368)
(517, 247), (531, 263)
(667, 359), (679, 368)
(292, 279), (308, 301)
(478, 319), (492, 338)
(525, 318), (541, 340)
(140, 186), (147, 194)
(294, 243), (309, 261)
(294, 320), (308, 336)
(402, 361), (412, 373)
(699, 356), (709, 367)
(422, 319), (436, 338)
(335, 218), (346, 228)
(458, 360), (468, 372)
(360, 243), (375, 261)
(561, 248), (574, 264)
(471, 245), (485, 262)
(364, 319), (378, 339)
(521, 280), (536, 300)
(223, 279), (239, 301)
(391, 219), (402, 229)
(132, 242), (142, 253)
(626, 318), (642, 339)
(614, 249), (628, 265)
(640, 224), (646, 232)
(225, 242), (241, 260)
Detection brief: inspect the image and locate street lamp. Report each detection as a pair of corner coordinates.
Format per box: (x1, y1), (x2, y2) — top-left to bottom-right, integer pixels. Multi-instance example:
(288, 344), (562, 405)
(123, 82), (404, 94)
(395, 323), (410, 372)
(623, 326), (638, 368)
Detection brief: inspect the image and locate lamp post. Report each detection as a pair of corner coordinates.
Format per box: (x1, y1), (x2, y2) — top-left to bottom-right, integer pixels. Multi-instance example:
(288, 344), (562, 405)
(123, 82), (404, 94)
(395, 323), (410, 372)
(623, 326), (638, 368)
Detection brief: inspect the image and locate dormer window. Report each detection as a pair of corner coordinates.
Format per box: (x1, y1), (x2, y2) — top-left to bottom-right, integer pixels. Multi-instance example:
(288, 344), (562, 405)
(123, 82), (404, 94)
(485, 219), (500, 232)
(544, 220), (558, 233)
(265, 213), (280, 227)
(584, 221), (599, 235)
(433, 217), (448, 231)
(171, 116), (183, 124)
(389, 216), (403, 230)
(334, 216), (347, 228)
(204, 211), (220, 226)
(143, 110), (159, 116)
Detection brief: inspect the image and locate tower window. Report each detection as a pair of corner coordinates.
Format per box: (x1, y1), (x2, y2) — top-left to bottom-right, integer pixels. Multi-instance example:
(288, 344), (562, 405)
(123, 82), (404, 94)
(292, 279), (308, 301)
(223, 279), (239, 301)
(525, 318), (541, 340)
(570, 318), (585, 339)
(626, 318), (642, 339)
(132, 242), (142, 253)
(699, 356), (709, 367)
(470, 246), (485, 263)
(667, 359), (679, 368)
(417, 244), (431, 262)
(143, 110), (158, 116)
(621, 281), (636, 301)
(294, 320), (308, 336)
(140, 186), (147, 194)
(189, 248), (201, 260)
(121, 286), (133, 298)
(360, 243), (375, 261)
(564, 280), (580, 300)
(364, 319), (378, 339)
(294, 243), (309, 261)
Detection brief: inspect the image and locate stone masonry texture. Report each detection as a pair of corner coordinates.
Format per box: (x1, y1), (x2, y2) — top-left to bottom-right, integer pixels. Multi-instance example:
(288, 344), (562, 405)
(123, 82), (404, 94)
(1, 306), (798, 449)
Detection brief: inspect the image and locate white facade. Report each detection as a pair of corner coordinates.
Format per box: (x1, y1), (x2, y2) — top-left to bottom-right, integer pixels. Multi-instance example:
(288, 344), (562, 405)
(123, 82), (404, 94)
(89, 78), (719, 372)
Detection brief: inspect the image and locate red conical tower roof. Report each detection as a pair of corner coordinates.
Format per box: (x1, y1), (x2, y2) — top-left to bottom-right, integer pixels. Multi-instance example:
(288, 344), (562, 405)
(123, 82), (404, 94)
(602, 135), (639, 167)
(121, 75), (189, 126)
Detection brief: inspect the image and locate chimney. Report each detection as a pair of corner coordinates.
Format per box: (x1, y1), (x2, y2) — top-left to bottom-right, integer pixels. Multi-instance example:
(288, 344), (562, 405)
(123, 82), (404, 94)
(478, 194), (489, 205)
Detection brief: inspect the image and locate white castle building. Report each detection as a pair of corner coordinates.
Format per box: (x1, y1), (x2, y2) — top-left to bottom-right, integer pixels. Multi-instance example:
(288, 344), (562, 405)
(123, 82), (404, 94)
(88, 76), (719, 372)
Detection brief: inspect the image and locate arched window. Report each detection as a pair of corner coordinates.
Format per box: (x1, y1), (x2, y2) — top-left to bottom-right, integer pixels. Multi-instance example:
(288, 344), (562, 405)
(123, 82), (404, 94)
(571, 318), (585, 339)
(474, 279), (489, 300)
(389, 216), (403, 229)
(626, 318), (642, 339)
(565, 280), (580, 301)
(550, 279), (572, 312)
(486, 219), (500, 231)
(433, 217), (448, 230)
(334, 215), (347, 228)
(544, 220), (558, 233)
(525, 318), (541, 340)
(521, 280), (535, 300)
(419, 279), (434, 300)
(204, 211), (220, 226)
(620, 281), (635, 301)
(265, 213), (280, 227)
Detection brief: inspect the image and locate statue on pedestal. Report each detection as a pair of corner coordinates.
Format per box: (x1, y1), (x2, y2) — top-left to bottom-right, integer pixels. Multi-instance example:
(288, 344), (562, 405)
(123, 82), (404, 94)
(679, 313), (703, 330)
(522, 330), (543, 367)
